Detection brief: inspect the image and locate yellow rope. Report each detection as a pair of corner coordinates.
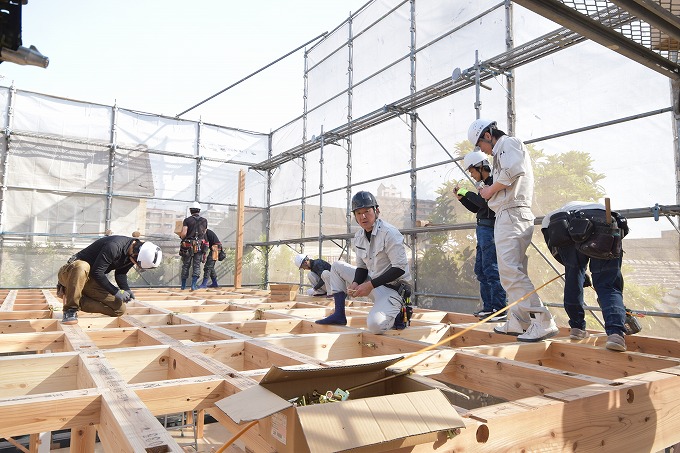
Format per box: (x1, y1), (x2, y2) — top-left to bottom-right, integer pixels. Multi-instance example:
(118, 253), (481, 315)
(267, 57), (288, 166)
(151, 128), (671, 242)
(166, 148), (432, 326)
(395, 273), (564, 366)
(214, 420), (259, 453)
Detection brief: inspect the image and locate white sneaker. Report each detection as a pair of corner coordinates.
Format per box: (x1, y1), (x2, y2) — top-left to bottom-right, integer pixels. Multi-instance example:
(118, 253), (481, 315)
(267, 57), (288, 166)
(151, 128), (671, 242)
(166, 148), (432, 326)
(517, 314), (558, 342)
(493, 312), (528, 336)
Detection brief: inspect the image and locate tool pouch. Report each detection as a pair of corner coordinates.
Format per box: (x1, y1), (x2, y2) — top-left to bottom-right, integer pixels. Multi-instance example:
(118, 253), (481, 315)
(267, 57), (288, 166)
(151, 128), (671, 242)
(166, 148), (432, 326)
(568, 217), (594, 243)
(577, 226), (622, 260)
(546, 211), (573, 248)
(623, 308), (642, 335)
(179, 240), (193, 257)
(393, 282), (413, 330)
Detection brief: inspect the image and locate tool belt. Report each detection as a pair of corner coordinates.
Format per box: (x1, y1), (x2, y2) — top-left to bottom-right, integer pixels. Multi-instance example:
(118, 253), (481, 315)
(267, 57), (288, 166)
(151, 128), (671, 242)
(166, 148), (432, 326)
(66, 254), (79, 265)
(386, 281), (413, 330)
(179, 239), (207, 257)
(476, 218), (495, 227)
(544, 209), (628, 260)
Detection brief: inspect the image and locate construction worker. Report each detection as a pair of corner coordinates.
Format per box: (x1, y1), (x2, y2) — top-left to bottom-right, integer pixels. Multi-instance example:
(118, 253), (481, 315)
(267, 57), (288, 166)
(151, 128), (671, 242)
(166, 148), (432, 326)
(455, 150), (507, 321)
(541, 201), (629, 351)
(199, 229), (223, 288)
(57, 236), (162, 325)
(178, 201), (208, 291)
(294, 253), (332, 296)
(469, 118), (558, 342)
(316, 191), (412, 334)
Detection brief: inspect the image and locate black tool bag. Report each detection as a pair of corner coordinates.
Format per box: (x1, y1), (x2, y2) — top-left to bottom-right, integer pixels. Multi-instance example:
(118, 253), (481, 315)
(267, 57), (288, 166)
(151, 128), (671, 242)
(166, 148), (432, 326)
(577, 225), (622, 260)
(546, 211), (573, 248)
(392, 282), (413, 330)
(568, 217), (594, 243)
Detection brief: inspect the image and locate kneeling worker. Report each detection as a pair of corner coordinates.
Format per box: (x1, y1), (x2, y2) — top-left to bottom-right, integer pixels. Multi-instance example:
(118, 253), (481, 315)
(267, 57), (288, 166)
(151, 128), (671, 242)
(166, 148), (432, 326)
(294, 253), (332, 296)
(57, 235), (162, 324)
(316, 191), (412, 333)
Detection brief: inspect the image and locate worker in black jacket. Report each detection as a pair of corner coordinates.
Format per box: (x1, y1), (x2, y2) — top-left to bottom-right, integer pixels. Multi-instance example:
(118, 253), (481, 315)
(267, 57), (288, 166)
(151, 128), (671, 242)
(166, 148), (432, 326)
(178, 201), (208, 290)
(199, 229), (223, 288)
(57, 235), (162, 325)
(455, 150), (507, 321)
(294, 253), (332, 296)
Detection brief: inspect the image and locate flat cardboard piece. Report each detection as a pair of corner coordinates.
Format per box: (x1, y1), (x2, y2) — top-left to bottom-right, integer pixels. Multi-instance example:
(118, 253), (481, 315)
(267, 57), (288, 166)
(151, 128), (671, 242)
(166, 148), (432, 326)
(296, 389), (461, 453)
(215, 384), (291, 424)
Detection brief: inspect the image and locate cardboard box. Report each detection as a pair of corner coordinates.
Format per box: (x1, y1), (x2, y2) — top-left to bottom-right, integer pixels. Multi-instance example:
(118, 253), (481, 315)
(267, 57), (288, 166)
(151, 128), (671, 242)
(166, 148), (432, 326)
(214, 357), (464, 453)
(174, 220), (183, 236)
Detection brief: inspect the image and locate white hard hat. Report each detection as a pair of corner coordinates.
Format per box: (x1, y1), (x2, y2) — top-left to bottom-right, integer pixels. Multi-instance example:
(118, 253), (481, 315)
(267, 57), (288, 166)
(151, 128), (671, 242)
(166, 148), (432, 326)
(190, 201), (201, 211)
(467, 119), (496, 146)
(137, 242), (162, 269)
(463, 150), (490, 170)
(294, 253), (307, 268)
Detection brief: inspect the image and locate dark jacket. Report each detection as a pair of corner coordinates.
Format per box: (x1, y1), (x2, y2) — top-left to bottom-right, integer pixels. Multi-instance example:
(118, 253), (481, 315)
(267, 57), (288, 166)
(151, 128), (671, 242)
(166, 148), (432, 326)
(205, 229), (221, 247)
(73, 235), (136, 295)
(459, 175), (496, 225)
(308, 258), (331, 290)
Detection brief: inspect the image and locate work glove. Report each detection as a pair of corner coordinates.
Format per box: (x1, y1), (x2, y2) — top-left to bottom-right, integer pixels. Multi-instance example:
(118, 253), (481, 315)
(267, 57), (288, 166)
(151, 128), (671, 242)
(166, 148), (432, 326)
(114, 289), (133, 304)
(306, 288), (315, 296)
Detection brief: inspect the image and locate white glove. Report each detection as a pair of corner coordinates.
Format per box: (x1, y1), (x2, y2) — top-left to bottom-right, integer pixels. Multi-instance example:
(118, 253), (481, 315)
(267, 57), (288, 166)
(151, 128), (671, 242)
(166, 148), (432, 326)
(306, 288), (315, 296)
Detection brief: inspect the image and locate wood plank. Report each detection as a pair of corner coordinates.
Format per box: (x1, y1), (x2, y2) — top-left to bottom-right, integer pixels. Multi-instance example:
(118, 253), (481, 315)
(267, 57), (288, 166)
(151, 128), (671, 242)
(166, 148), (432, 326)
(234, 168), (245, 288)
(0, 389), (101, 438)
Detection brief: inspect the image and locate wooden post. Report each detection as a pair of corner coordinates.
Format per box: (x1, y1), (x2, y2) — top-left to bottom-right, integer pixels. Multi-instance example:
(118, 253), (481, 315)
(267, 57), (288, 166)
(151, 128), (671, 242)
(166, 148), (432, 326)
(604, 197), (611, 224)
(234, 169), (245, 289)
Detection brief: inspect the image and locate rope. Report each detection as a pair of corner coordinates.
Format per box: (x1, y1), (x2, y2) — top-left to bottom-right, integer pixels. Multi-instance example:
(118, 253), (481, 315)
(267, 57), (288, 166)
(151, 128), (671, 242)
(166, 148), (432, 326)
(214, 420), (258, 453)
(395, 273), (564, 366)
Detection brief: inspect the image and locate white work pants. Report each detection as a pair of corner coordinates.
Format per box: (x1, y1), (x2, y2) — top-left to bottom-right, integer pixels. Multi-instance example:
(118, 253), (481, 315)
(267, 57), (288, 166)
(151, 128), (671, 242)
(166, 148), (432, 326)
(329, 260), (402, 334)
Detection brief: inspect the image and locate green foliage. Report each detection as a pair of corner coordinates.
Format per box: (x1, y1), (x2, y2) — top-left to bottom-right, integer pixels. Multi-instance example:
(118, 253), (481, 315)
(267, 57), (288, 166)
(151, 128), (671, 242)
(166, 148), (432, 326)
(529, 147), (606, 214)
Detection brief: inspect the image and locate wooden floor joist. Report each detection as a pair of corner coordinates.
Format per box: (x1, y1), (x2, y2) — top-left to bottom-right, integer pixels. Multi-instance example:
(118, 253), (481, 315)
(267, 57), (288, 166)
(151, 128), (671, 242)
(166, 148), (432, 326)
(1, 287), (680, 452)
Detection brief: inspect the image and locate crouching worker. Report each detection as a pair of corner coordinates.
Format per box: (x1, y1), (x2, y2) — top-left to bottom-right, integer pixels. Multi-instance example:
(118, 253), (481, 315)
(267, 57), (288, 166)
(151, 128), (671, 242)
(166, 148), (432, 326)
(542, 201), (629, 351)
(57, 236), (162, 325)
(316, 191), (412, 333)
(294, 253), (332, 296)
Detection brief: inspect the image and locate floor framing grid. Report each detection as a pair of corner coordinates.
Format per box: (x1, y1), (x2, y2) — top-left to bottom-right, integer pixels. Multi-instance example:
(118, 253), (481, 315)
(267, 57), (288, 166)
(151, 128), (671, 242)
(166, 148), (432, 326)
(1, 287), (679, 452)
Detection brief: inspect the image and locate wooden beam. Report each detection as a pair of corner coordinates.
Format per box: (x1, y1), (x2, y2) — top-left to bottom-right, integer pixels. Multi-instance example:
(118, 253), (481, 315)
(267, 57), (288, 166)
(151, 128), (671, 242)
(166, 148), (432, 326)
(0, 390), (101, 438)
(234, 168), (245, 289)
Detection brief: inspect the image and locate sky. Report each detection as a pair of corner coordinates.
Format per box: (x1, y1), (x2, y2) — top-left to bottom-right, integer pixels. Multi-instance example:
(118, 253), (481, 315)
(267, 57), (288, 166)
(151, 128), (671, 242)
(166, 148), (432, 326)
(0, 0), (369, 132)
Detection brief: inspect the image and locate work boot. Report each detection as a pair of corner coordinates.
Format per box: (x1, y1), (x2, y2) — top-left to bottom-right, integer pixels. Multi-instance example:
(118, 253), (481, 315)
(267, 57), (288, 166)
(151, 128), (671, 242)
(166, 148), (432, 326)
(493, 311), (529, 336)
(605, 333), (626, 352)
(517, 311), (558, 342)
(316, 292), (347, 325)
(61, 308), (78, 325)
(198, 277), (209, 289)
(190, 276), (199, 291)
(208, 277), (219, 288)
(180, 279), (187, 290)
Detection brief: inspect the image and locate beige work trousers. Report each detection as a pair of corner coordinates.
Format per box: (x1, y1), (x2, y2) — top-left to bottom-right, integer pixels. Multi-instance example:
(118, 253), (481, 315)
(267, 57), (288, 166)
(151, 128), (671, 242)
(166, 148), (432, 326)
(57, 260), (126, 317)
(494, 206), (548, 323)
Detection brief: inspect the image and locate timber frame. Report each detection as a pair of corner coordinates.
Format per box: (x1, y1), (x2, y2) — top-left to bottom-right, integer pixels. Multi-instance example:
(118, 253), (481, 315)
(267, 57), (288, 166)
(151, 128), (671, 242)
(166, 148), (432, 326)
(1, 287), (680, 452)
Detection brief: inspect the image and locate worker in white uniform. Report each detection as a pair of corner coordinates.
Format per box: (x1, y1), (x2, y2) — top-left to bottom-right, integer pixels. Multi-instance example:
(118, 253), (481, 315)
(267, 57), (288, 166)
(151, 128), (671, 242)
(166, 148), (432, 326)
(469, 118), (558, 342)
(316, 191), (412, 334)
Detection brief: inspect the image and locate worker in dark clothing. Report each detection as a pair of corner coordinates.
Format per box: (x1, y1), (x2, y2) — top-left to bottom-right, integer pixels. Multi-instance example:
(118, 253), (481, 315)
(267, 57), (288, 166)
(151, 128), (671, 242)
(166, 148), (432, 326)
(199, 229), (223, 288)
(294, 253), (332, 296)
(57, 236), (162, 325)
(454, 150), (507, 321)
(178, 201), (208, 291)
